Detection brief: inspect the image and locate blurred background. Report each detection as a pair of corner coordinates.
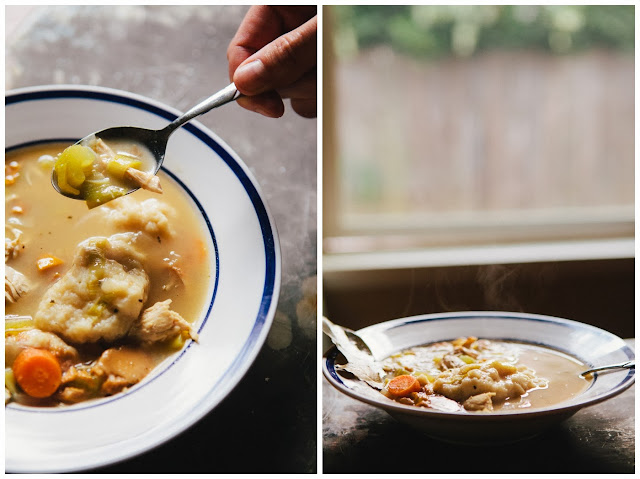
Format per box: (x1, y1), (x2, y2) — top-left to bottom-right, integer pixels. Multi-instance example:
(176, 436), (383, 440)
(323, 5), (634, 337)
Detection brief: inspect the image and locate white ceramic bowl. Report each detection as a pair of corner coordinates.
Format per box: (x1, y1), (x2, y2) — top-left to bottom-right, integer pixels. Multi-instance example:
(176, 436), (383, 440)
(323, 311), (634, 444)
(5, 85), (281, 472)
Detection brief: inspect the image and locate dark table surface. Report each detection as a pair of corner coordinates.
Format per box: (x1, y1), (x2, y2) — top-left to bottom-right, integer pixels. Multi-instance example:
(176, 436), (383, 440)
(323, 339), (635, 474)
(7, 5), (317, 473)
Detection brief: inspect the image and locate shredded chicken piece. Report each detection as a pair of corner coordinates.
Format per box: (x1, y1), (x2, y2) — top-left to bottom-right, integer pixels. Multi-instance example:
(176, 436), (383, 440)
(93, 137), (162, 194)
(5, 265), (30, 304)
(454, 346), (479, 359)
(131, 299), (198, 343)
(91, 346), (154, 396)
(426, 394), (465, 412)
(93, 137), (115, 160)
(124, 168), (162, 194)
(440, 354), (466, 370)
(162, 251), (185, 290)
(5, 226), (23, 262)
(463, 392), (496, 412)
(57, 386), (90, 404)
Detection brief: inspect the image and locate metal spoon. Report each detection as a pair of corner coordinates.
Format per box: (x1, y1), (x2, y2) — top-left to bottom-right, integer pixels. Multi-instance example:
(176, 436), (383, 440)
(581, 360), (635, 377)
(52, 82), (241, 200)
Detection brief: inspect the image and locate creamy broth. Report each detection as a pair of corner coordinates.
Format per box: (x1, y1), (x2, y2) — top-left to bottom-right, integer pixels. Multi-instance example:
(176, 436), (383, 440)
(5, 143), (212, 406)
(486, 343), (589, 410)
(381, 338), (591, 412)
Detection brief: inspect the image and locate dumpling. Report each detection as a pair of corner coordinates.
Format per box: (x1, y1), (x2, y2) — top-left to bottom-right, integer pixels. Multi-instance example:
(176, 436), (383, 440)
(103, 196), (176, 238)
(34, 233), (149, 343)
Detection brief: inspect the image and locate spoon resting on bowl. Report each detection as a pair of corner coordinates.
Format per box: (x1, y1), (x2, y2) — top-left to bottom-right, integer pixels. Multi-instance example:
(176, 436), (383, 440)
(581, 360), (634, 377)
(51, 83), (241, 207)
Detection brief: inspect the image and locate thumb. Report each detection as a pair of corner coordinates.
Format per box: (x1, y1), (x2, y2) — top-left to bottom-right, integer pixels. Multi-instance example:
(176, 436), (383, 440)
(233, 16), (317, 96)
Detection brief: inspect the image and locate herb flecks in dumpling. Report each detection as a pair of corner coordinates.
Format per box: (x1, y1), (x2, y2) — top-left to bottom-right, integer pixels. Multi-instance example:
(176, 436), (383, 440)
(34, 233), (149, 343)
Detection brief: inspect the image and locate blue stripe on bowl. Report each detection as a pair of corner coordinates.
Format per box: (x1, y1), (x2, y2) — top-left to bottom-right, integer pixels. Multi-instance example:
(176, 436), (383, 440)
(5, 88), (278, 414)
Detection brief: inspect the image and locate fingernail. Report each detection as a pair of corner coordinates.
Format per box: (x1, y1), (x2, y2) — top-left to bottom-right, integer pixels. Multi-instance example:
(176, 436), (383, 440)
(234, 59), (266, 94)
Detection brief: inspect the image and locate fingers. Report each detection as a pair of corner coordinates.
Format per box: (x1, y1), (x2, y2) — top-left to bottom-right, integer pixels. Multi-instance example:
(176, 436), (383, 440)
(227, 6), (281, 81)
(227, 6), (317, 118)
(236, 91), (285, 118)
(290, 99), (316, 118)
(232, 15), (317, 96)
(227, 6), (316, 82)
(236, 69), (316, 118)
(277, 68), (316, 100)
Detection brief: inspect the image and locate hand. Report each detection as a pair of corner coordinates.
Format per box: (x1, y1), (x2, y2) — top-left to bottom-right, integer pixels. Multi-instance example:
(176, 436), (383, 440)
(227, 6), (317, 118)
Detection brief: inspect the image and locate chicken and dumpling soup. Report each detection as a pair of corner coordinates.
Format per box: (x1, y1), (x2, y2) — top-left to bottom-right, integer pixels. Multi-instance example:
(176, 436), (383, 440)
(5, 143), (212, 406)
(379, 337), (591, 412)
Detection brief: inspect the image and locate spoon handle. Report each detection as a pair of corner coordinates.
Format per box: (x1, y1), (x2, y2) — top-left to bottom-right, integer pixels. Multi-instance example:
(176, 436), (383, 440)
(581, 360), (635, 376)
(162, 83), (241, 136)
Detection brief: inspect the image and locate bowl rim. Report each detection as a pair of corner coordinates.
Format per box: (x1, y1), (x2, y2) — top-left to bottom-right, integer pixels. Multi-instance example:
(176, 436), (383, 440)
(5, 84), (282, 471)
(323, 311), (635, 421)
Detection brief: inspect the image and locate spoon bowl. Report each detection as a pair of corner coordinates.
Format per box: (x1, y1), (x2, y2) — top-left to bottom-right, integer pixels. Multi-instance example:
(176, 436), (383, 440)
(51, 126), (169, 200)
(52, 83), (241, 201)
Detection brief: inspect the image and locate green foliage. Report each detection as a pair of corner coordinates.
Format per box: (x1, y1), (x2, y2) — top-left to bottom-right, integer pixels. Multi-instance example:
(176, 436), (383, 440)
(331, 5), (634, 59)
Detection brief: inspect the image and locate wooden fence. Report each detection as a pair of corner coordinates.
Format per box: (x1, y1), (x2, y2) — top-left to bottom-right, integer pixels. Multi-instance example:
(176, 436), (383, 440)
(334, 48), (634, 222)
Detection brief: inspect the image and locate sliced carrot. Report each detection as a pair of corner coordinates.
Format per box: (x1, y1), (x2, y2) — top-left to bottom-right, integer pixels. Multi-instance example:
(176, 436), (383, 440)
(36, 255), (64, 272)
(387, 374), (422, 397)
(12, 348), (62, 398)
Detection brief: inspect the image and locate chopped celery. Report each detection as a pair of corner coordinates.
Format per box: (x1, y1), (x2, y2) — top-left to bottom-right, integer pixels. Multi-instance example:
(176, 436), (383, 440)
(86, 299), (107, 317)
(5, 369), (18, 395)
(167, 333), (186, 351)
(54, 162), (79, 195)
(83, 180), (127, 209)
(106, 155), (142, 180)
(54, 144), (96, 194)
(458, 354), (476, 364)
(65, 367), (103, 395)
(87, 267), (106, 294)
(5, 315), (34, 337)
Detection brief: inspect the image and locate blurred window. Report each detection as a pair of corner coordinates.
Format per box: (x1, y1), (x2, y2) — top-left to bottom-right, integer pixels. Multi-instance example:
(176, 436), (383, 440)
(323, 5), (634, 254)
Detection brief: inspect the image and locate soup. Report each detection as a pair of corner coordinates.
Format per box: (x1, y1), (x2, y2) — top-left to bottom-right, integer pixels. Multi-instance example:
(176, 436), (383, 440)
(53, 135), (159, 208)
(379, 337), (591, 412)
(5, 143), (212, 406)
